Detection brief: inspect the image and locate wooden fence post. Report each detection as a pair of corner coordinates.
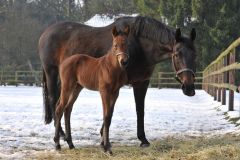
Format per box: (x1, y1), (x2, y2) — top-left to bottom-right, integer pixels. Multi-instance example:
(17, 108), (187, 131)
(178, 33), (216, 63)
(228, 48), (235, 111)
(217, 61), (221, 102)
(210, 66), (214, 96)
(221, 56), (227, 105)
(214, 64), (218, 100)
(158, 72), (161, 89)
(0, 69), (3, 84)
(15, 71), (18, 83)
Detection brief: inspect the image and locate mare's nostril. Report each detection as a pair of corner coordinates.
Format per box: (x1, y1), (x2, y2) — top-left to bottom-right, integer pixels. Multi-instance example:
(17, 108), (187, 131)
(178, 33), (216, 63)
(181, 84), (186, 91)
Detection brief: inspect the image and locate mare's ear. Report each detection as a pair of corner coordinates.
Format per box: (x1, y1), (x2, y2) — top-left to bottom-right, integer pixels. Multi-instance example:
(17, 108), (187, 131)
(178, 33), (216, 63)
(190, 28), (196, 41)
(124, 25), (130, 36)
(175, 28), (181, 42)
(112, 26), (118, 37)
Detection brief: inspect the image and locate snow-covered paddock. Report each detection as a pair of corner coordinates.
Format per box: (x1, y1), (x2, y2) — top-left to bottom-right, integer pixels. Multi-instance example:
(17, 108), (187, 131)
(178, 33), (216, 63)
(0, 86), (239, 158)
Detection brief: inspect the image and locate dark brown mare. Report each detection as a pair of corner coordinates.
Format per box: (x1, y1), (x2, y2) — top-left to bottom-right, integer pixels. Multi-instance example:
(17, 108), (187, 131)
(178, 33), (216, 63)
(38, 16), (196, 147)
(54, 26), (130, 153)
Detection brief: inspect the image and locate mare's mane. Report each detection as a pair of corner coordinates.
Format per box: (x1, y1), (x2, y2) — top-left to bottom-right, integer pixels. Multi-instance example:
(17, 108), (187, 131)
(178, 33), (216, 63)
(114, 16), (175, 44)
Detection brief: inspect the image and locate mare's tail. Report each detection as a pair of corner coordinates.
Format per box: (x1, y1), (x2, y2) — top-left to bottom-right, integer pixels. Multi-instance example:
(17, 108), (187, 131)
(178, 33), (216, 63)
(42, 69), (53, 124)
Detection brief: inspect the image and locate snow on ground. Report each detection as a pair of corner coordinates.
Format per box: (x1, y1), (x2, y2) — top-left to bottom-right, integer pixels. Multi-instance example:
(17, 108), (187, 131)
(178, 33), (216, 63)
(0, 86), (239, 159)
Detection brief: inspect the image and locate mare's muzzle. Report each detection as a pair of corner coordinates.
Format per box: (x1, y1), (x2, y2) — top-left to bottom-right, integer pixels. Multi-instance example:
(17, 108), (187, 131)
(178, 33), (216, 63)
(182, 83), (195, 96)
(175, 68), (195, 97)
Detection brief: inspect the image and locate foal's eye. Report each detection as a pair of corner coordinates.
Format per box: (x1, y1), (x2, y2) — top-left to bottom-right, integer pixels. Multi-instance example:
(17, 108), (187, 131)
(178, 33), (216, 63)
(114, 44), (118, 48)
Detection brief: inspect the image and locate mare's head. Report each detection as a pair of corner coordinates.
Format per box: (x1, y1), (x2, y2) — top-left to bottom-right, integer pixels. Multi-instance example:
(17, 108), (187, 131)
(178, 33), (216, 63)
(172, 28), (196, 96)
(111, 25), (130, 69)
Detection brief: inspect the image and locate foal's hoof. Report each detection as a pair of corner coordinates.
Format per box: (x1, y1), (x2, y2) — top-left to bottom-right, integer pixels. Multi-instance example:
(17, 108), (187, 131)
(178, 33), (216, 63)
(59, 131), (66, 138)
(55, 144), (61, 151)
(140, 142), (150, 148)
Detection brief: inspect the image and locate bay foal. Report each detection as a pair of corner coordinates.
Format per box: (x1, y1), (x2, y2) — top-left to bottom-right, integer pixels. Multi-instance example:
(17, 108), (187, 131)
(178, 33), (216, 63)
(54, 26), (130, 154)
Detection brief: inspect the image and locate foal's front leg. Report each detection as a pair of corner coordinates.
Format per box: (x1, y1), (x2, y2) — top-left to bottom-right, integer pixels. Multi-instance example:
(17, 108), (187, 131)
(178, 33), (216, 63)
(100, 90), (119, 154)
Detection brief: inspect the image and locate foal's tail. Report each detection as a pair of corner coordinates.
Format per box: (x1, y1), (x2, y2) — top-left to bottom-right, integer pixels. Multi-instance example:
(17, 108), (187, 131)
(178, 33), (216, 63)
(42, 69), (52, 124)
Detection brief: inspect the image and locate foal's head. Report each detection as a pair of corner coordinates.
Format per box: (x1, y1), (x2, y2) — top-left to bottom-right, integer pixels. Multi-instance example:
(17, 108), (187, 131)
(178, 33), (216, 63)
(172, 28), (196, 96)
(111, 25), (130, 68)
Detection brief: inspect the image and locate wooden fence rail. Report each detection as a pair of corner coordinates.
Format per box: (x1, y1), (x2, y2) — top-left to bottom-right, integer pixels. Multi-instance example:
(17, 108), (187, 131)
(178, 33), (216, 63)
(0, 70), (203, 88)
(202, 37), (240, 111)
(0, 70), (42, 86)
(151, 72), (203, 89)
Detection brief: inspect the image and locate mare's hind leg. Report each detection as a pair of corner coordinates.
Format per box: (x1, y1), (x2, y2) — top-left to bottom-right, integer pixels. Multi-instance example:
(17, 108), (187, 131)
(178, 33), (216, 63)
(100, 90), (119, 154)
(45, 67), (65, 137)
(64, 84), (82, 149)
(132, 80), (150, 147)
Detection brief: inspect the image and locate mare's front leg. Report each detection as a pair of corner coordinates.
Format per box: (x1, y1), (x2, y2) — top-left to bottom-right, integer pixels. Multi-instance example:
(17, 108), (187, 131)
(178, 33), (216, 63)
(64, 85), (82, 149)
(132, 80), (150, 147)
(100, 90), (119, 154)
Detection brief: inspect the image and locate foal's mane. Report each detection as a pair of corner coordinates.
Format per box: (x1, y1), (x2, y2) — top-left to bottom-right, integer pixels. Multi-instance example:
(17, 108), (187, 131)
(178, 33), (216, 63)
(123, 16), (175, 44)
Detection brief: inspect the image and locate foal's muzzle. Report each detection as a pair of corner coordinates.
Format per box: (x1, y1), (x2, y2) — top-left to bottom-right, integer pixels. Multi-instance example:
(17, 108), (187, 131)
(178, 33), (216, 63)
(116, 52), (129, 68)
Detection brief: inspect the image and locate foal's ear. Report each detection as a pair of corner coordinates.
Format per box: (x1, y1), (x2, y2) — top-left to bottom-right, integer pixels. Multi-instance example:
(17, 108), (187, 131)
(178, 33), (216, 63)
(190, 28), (196, 41)
(112, 26), (118, 37)
(124, 25), (130, 36)
(175, 28), (181, 42)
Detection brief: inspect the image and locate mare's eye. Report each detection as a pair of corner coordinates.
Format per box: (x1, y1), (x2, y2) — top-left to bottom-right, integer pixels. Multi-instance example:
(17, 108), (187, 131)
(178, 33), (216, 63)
(175, 53), (179, 58)
(114, 44), (118, 48)
(176, 51), (183, 57)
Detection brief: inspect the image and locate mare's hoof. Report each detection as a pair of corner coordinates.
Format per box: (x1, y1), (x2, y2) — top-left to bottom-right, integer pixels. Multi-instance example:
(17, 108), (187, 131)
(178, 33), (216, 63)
(103, 149), (113, 155)
(55, 144), (61, 151)
(101, 143), (112, 155)
(140, 142), (150, 148)
(69, 144), (75, 149)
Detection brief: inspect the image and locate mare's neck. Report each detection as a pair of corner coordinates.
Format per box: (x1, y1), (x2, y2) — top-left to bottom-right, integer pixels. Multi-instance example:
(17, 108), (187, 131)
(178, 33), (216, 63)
(139, 37), (174, 67)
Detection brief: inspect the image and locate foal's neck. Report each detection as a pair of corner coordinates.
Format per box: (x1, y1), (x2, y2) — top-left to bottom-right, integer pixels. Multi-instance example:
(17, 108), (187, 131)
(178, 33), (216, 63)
(104, 49), (121, 70)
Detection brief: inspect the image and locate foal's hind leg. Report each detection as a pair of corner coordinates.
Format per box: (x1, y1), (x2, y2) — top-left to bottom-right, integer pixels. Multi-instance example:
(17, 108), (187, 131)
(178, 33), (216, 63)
(64, 85), (82, 149)
(54, 83), (75, 150)
(54, 101), (65, 150)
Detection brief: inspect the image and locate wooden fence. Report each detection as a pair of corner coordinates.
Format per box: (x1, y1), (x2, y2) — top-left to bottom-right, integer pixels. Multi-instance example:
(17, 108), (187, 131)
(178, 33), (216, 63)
(202, 37), (240, 111)
(0, 70), (42, 86)
(150, 72), (203, 89)
(0, 70), (203, 88)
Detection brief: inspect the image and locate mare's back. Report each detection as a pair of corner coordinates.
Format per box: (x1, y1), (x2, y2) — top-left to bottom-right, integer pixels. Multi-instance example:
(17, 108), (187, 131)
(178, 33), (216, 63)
(39, 21), (113, 65)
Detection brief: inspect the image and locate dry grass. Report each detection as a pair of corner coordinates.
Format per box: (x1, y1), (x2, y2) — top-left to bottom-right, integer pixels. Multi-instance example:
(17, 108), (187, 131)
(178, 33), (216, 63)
(29, 134), (240, 160)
